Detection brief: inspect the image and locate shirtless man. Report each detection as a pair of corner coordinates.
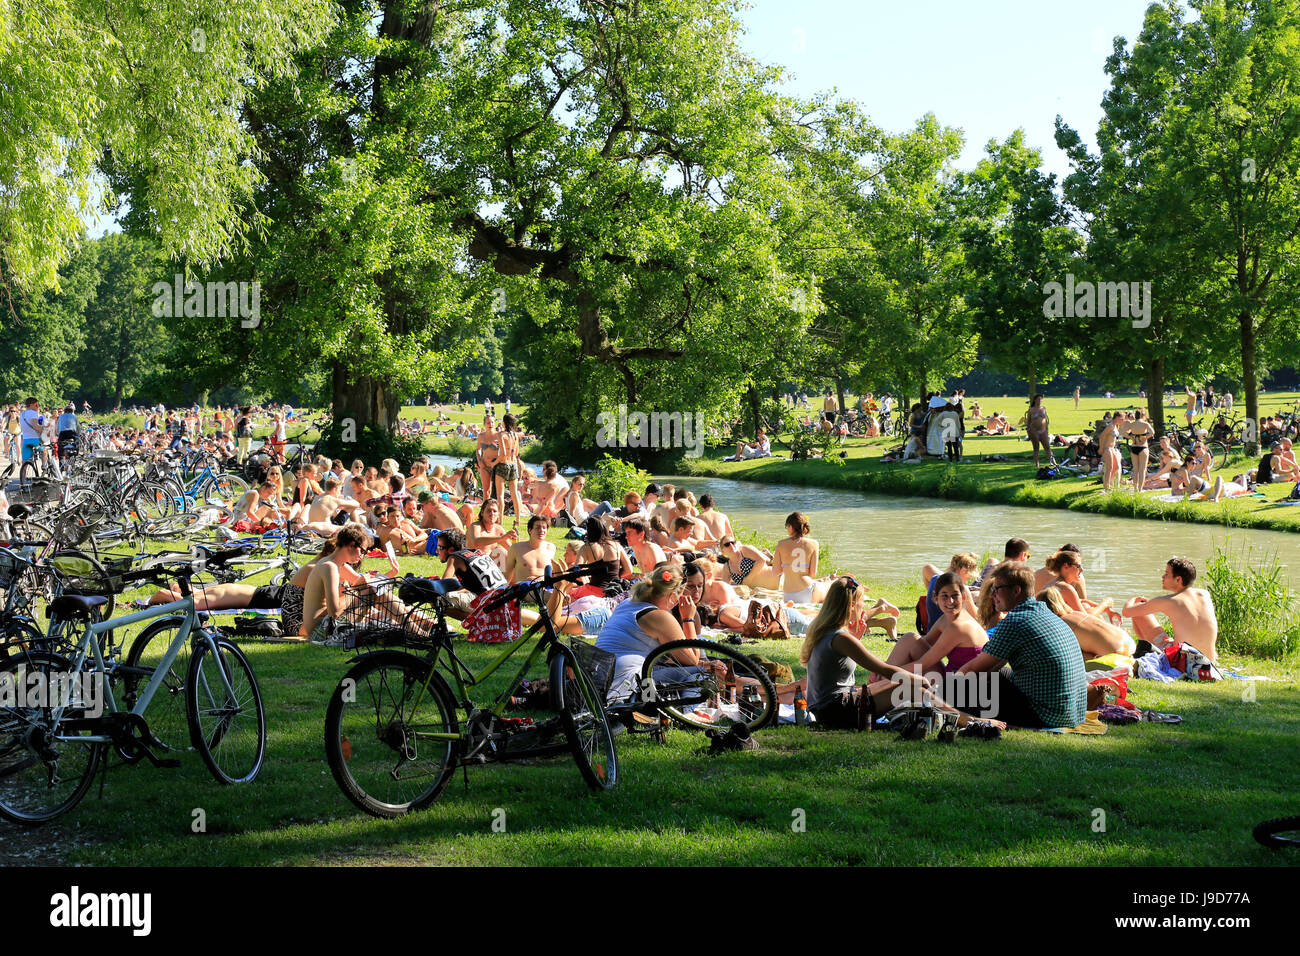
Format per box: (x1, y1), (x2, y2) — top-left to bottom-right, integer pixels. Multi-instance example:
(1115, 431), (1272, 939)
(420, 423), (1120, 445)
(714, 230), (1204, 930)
(624, 516), (666, 571)
(299, 475), (364, 535)
(695, 494), (733, 542)
(823, 391), (838, 423)
(232, 481), (285, 527)
(375, 504), (428, 555)
(1122, 557), (1219, 662)
(418, 491), (464, 533)
(300, 524), (371, 639)
(1146, 436), (1182, 489)
(529, 461), (569, 517)
(504, 516), (557, 583)
(1275, 438), (1298, 482)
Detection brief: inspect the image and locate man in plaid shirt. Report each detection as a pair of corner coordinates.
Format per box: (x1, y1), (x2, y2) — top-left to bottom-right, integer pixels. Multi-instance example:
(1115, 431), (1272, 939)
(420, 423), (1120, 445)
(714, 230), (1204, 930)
(956, 562), (1087, 728)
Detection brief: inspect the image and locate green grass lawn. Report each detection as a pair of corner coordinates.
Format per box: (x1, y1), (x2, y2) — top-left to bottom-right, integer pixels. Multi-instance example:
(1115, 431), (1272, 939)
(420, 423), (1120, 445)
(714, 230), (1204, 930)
(8, 529), (1294, 867)
(680, 392), (1300, 534)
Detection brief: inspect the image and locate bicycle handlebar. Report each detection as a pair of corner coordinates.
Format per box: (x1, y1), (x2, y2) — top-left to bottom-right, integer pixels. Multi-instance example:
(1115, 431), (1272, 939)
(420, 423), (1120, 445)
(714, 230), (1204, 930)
(480, 562), (605, 613)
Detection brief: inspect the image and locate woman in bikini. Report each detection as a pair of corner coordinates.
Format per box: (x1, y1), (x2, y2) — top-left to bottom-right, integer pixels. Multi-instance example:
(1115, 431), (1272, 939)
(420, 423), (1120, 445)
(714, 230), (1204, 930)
(404, 459), (431, 498)
(467, 498), (516, 570)
(1147, 436), (1182, 489)
(1097, 413), (1123, 491)
(1125, 409), (1156, 493)
(1037, 587), (1136, 659)
(475, 413), (500, 505)
(495, 414), (525, 532)
(716, 538), (781, 590)
(577, 516), (633, 588)
(1026, 394), (1052, 469)
(773, 511), (831, 604)
(885, 572), (988, 675)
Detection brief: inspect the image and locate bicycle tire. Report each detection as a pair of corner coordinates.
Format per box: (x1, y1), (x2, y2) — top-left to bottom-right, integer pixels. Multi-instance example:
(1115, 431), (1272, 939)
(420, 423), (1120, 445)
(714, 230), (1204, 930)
(1253, 816), (1300, 848)
(0, 517), (53, 546)
(0, 618), (46, 662)
(131, 483), (174, 523)
(639, 638), (778, 732)
(122, 616), (192, 753)
(185, 634), (265, 784)
(205, 473), (249, 503)
(551, 643), (618, 792)
(0, 649), (104, 825)
(324, 650), (459, 818)
(17, 460), (39, 494)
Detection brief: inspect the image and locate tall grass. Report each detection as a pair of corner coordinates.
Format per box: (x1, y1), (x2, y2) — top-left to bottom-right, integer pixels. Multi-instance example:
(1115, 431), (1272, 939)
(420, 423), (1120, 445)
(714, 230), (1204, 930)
(1203, 543), (1300, 660)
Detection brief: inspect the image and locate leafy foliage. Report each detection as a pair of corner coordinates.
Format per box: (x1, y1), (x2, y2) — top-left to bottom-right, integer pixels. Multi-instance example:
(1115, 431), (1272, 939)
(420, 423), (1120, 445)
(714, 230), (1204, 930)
(584, 455), (652, 505)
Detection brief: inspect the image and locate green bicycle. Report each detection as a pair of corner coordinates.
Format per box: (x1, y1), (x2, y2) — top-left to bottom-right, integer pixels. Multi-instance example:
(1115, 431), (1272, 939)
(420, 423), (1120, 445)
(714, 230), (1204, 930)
(323, 564), (618, 818)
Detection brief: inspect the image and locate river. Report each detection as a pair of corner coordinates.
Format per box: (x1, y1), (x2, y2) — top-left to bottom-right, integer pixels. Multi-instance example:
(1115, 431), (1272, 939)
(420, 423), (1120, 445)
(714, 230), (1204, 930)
(421, 453), (1297, 599)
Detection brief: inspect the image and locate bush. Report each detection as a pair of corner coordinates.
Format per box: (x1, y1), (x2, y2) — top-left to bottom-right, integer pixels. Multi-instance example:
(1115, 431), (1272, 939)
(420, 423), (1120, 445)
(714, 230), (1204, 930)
(315, 421), (426, 470)
(585, 454), (652, 505)
(1203, 543), (1300, 660)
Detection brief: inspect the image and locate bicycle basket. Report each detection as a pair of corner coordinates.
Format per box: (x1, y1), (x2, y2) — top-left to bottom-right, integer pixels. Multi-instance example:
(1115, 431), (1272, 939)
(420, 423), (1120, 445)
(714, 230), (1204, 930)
(565, 638), (615, 697)
(336, 578), (442, 648)
(0, 548), (29, 590)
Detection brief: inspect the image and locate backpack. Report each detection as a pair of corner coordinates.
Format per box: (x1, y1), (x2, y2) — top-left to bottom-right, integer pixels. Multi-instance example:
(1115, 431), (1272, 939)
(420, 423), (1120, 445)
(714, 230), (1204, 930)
(1288, 482), (1300, 501)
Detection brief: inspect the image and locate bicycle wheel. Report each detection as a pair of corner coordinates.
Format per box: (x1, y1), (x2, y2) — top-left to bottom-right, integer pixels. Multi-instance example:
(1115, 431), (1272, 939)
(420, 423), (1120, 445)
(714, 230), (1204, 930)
(185, 634), (265, 784)
(0, 618), (46, 662)
(0, 516), (53, 546)
(324, 650), (458, 818)
(0, 650), (103, 825)
(639, 638), (778, 732)
(131, 483), (174, 523)
(205, 473), (249, 503)
(122, 617), (192, 753)
(1253, 816), (1300, 849)
(286, 531), (324, 556)
(17, 460), (39, 494)
(550, 643), (618, 792)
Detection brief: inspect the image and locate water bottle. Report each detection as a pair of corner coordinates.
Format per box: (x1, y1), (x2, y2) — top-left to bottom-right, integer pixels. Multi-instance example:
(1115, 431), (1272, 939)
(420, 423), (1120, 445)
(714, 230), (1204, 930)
(793, 690), (808, 725)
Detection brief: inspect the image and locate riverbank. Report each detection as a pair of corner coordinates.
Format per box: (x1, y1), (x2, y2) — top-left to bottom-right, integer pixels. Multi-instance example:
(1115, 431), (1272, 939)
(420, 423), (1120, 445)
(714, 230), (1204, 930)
(678, 447), (1300, 534)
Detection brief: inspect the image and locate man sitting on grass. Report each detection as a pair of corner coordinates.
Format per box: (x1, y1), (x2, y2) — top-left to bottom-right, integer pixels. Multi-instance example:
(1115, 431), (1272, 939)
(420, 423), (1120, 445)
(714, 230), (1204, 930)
(955, 561), (1088, 729)
(1121, 557), (1220, 663)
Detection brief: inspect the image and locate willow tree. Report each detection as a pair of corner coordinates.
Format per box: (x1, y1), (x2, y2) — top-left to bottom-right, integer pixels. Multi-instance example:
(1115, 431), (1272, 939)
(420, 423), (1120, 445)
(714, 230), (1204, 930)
(0, 0), (332, 299)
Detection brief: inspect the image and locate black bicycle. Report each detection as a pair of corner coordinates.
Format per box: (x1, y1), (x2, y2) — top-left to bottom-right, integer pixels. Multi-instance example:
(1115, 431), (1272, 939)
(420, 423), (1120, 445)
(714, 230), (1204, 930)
(1253, 816), (1300, 848)
(323, 563), (617, 818)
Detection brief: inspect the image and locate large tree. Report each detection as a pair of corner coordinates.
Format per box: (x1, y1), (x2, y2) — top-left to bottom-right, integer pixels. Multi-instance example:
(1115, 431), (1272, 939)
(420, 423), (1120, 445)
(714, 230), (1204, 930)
(1058, 0), (1300, 441)
(961, 131), (1084, 399)
(0, 0), (332, 298)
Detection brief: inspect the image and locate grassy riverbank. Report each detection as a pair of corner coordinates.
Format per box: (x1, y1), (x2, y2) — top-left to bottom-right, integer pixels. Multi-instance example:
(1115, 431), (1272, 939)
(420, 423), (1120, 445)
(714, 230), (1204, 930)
(6, 526), (1289, 867)
(678, 393), (1300, 535)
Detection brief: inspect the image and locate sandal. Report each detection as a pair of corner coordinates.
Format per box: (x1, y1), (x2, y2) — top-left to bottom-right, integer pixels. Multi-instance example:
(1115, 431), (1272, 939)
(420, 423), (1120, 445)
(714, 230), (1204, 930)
(741, 600), (762, 640)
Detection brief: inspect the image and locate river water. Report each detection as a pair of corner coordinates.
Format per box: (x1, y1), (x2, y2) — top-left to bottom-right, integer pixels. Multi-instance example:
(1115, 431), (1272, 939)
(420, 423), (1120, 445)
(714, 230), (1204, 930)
(421, 453), (1297, 600)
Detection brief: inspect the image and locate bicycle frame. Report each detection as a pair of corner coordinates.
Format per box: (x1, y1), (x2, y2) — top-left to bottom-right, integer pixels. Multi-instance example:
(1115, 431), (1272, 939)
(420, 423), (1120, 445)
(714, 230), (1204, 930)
(48, 597), (233, 745)
(403, 596), (560, 743)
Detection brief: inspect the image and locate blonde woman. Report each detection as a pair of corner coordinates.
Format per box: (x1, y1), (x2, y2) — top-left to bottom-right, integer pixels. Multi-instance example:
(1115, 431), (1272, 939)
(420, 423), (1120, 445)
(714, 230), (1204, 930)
(595, 563), (715, 703)
(800, 578), (992, 731)
(405, 459), (431, 498)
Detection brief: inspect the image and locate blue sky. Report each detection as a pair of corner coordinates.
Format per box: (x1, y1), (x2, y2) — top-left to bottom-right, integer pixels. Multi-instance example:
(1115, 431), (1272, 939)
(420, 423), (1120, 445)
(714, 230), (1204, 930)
(737, 0), (1159, 181)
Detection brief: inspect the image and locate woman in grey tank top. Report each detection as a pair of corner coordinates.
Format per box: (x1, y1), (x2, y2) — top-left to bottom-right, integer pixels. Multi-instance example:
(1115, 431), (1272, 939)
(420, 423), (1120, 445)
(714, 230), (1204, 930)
(800, 578), (966, 730)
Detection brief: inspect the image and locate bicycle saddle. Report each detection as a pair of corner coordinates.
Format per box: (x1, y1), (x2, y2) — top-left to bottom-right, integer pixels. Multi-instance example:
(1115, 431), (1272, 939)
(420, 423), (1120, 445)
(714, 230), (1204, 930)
(398, 577), (461, 604)
(6, 503), (32, 519)
(50, 594), (109, 618)
(198, 545), (253, 567)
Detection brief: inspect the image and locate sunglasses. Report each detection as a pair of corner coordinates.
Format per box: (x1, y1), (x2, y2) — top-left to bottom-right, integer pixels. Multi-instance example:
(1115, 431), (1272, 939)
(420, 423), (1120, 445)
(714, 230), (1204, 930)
(839, 575), (860, 592)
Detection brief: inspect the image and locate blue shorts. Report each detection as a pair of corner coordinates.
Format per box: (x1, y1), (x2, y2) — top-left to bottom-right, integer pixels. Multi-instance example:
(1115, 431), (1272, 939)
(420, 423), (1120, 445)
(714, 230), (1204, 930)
(575, 606), (612, 635)
(21, 438), (41, 462)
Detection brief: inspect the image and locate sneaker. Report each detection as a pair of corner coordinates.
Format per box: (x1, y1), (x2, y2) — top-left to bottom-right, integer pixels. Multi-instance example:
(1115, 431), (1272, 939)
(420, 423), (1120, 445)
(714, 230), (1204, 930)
(957, 720), (1002, 740)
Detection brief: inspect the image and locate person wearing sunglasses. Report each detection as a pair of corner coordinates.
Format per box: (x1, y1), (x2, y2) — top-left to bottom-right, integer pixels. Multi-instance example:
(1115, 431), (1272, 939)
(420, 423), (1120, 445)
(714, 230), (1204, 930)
(954, 562), (1088, 729)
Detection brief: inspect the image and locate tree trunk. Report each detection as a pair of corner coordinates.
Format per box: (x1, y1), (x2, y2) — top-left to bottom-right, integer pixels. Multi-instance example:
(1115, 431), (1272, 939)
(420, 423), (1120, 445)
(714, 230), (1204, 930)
(746, 385), (762, 434)
(835, 374), (847, 422)
(1027, 364), (1036, 402)
(331, 361), (400, 432)
(1146, 358), (1165, 436)
(1241, 309), (1259, 454)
